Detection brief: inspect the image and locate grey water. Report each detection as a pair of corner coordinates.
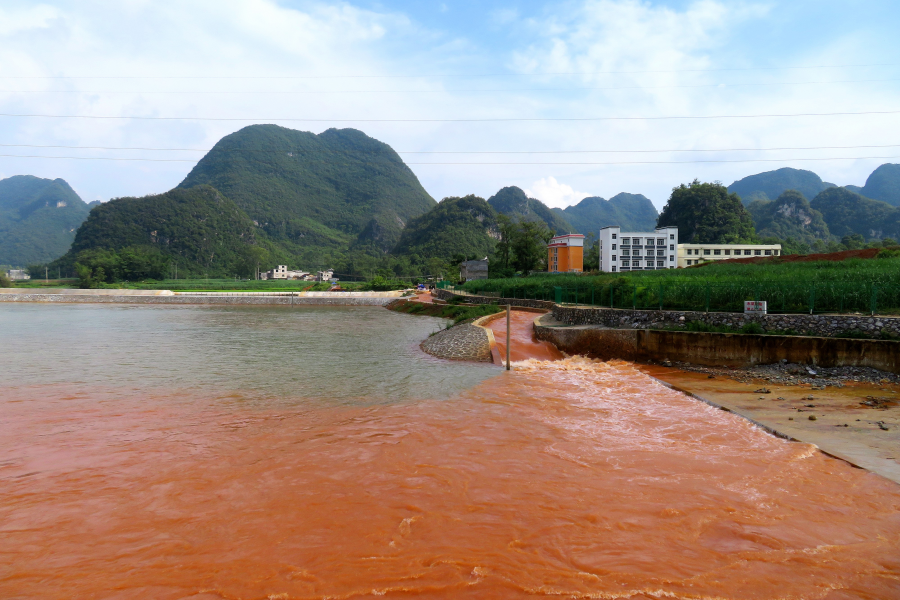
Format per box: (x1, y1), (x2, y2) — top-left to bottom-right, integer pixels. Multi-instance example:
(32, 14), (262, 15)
(0, 304), (499, 405)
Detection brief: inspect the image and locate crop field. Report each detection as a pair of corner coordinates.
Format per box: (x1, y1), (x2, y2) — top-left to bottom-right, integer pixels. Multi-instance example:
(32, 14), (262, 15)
(457, 254), (900, 315)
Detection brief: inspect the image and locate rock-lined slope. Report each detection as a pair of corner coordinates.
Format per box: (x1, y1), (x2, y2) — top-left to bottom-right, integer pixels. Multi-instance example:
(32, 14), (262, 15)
(0, 175), (91, 266)
(178, 125), (436, 253)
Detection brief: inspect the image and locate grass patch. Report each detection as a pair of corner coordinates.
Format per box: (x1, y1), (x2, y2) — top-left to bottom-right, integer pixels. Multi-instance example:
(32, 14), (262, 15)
(388, 299), (503, 324)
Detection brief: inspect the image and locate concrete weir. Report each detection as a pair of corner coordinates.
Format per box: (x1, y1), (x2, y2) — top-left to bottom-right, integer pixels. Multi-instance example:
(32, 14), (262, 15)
(533, 314), (900, 374)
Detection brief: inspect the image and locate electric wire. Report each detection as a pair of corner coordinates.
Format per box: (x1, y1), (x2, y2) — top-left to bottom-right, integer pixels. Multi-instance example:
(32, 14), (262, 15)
(2, 78), (898, 94)
(1, 142), (898, 154)
(1, 110), (898, 123)
(2, 62), (897, 79)
(1, 153), (896, 165)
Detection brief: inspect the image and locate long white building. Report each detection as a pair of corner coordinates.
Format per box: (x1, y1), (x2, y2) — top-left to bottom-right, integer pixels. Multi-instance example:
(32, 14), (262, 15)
(599, 226), (678, 272)
(677, 243), (782, 267)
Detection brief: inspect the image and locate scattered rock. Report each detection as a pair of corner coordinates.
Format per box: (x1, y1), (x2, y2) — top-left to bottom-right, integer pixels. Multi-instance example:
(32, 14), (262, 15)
(809, 415), (817, 421)
(754, 388), (771, 394)
(877, 421), (890, 431)
(707, 374), (716, 379)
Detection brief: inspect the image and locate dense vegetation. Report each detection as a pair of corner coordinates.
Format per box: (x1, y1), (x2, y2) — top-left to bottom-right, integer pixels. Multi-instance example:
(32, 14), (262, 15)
(856, 163), (900, 206)
(391, 195), (500, 261)
(457, 251), (900, 315)
(486, 186), (572, 233)
(178, 125), (436, 257)
(747, 190), (831, 245)
(810, 187), (900, 240)
(552, 193), (658, 233)
(657, 180), (755, 243)
(51, 185), (271, 281)
(728, 167), (835, 205)
(0, 175), (91, 266)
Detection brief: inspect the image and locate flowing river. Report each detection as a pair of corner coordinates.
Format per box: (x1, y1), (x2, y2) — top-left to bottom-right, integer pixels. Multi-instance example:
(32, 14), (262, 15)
(1, 304), (898, 599)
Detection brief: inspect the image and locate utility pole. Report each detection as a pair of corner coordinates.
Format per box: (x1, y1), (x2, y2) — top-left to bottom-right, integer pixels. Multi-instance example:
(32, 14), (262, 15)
(506, 305), (511, 371)
(45, 267), (48, 283)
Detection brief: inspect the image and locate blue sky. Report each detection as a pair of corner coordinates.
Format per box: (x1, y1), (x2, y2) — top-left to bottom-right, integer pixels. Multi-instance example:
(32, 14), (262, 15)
(0, 0), (898, 209)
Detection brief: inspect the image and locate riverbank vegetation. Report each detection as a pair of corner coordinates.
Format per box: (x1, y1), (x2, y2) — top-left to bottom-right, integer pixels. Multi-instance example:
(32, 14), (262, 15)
(458, 251), (900, 315)
(388, 298), (503, 325)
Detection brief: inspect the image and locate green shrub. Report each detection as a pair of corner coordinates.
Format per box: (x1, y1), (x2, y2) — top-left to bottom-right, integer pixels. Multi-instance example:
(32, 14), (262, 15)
(740, 322), (764, 334)
(0, 273), (11, 288)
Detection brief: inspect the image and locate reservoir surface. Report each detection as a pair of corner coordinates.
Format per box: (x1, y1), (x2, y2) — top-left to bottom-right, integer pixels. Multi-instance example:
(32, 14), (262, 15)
(1, 304), (899, 599)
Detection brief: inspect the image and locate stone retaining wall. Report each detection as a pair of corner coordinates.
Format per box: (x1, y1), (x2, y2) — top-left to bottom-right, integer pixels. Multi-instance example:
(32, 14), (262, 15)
(534, 316), (900, 373)
(433, 289), (900, 338)
(0, 293), (394, 306)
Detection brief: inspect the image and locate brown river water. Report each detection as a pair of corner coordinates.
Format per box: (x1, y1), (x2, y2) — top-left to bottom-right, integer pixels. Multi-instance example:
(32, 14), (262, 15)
(1, 305), (899, 599)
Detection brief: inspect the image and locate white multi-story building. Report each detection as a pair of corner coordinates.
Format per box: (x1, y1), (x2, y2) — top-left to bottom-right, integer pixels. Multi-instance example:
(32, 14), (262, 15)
(678, 243), (782, 267)
(599, 226), (678, 273)
(5, 269), (30, 280)
(260, 265), (312, 280)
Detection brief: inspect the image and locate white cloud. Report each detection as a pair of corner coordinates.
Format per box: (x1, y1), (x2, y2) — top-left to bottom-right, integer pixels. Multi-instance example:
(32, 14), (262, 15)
(0, 5), (60, 36)
(0, 0), (896, 209)
(525, 176), (592, 208)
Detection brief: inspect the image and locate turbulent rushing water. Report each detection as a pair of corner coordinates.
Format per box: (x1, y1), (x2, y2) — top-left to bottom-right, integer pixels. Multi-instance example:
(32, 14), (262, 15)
(1, 304), (899, 599)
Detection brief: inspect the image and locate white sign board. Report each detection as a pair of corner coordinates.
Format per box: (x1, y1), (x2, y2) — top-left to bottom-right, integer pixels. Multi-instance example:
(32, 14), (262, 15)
(744, 300), (767, 315)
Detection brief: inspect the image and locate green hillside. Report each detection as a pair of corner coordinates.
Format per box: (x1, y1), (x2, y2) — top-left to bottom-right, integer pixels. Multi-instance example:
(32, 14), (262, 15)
(859, 163), (900, 207)
(178, 125), (436, 257)
(486, 186), (572, 233)
(810, 187), (900, 240)
(728, 168), (835, 205)
(554, 193), (658, 234)
(0, 175), (91, 266)
(747, 190), (831, 245)
(391, 195), (498, 260)
(53, 185), (269, 278)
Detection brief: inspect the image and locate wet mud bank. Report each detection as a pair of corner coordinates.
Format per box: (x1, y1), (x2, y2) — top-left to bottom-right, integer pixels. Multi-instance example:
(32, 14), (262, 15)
(534, 314), (900, 374)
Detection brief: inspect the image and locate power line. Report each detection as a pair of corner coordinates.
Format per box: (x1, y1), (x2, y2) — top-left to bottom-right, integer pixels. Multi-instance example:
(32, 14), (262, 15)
(1, 153), (896, 165)
(2, 63), (897, 79)
(2, 78), (898, 94)
(2, 142), (900, 154)
(1, 110), (898, 123)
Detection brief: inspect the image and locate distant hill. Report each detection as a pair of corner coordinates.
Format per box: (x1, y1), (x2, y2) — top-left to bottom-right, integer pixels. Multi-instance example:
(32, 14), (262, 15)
(54, 185), (266, 277)
(552, 193), (658, 234)
(728, 168), (835, 205)
(0, 175), (91, 266)
(810, 187), (900, 240)
(747, 190), (831, 245)
(178, 124), (436, 254)
(858, 163), (900, 207)
(486, 186), (572, 234)
(391, 195), (499, 260)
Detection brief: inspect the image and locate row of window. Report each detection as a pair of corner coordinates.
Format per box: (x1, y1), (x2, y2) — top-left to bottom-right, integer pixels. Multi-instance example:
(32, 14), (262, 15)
(619, 249), (667, 257)
(684, 248), (777, 257)
(621, 260), (668, 267)
(610, 244), (675, 252)
(612, 255), (675, 263)
(610, 233), (676, 243)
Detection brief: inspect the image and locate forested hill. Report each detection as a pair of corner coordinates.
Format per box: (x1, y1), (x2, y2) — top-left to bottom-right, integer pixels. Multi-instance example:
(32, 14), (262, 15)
(178, 125), (436, 257)
(53, 185), (268, 278)
(727, 168), (835, 205)
(487, 186), (572, 233)
(810, 187), (900, 240)
(552, 193), (658, 234)
(856, 163), (900, 206)
(391, 195), (499, 260)
(0, 175), (91, 266)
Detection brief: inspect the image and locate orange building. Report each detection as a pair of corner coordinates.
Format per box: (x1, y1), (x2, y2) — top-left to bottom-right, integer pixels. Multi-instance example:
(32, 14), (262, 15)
(547, 233), (585, 273)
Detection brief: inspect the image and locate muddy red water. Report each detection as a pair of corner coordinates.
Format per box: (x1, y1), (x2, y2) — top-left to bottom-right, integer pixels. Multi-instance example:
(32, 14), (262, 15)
(487, 310), (565, 363)
(2, 305), (900, 599)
